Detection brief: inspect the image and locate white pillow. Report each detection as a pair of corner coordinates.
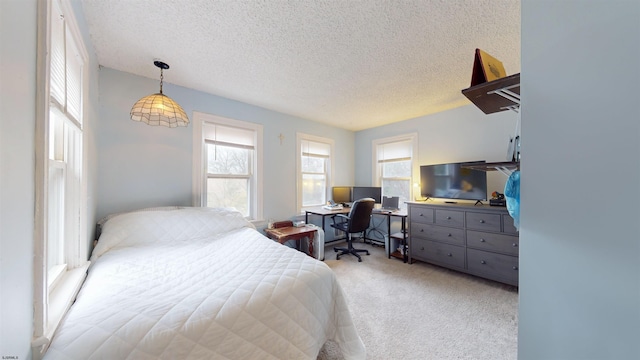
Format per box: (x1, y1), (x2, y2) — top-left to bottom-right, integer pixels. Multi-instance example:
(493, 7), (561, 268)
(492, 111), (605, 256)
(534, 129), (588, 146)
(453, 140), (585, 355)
(91, 207), (253, 260)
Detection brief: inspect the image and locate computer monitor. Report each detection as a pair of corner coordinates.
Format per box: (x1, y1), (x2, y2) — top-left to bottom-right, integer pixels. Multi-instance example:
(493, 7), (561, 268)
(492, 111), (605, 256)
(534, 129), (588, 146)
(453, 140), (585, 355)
(381, 196), (400, 210)
(351, 186), (382, 204)
(332, 186), (352, 204)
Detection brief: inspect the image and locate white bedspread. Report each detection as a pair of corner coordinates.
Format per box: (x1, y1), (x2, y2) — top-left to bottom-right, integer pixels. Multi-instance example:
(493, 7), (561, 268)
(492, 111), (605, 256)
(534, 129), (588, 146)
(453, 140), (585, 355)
(45, 208), (365, 359)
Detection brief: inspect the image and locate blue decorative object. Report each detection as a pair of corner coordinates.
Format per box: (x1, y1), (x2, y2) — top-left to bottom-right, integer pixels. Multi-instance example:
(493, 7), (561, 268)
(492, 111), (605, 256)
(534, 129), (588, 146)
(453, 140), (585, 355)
(504, 170), (520, 230)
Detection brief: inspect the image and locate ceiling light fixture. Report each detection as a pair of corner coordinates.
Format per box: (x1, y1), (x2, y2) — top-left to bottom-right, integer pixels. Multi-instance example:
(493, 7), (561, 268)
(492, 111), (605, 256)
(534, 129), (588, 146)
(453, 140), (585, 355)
(130, 60), (189, 127)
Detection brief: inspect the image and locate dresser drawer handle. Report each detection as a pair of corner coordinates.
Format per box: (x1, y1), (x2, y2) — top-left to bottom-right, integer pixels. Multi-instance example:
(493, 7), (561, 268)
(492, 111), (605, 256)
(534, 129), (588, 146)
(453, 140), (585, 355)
(420, 247), (425, 251)
(446, 216), (451, 220)
(479, 220), (485, 223)
(512, 243), (518, 247)
(480, 260), (486, 264)
(447, 233), (452, 237)
(479, 238), (485, 242)
(420, 213), (424, 217)
(447, 253), (452, 257)
(420, 229), (424, 232)
(513, 266), (519, 270)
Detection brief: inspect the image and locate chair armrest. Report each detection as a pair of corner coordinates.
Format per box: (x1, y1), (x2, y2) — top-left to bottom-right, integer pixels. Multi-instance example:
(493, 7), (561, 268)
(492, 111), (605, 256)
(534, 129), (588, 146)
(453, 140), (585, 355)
(331, 213), (349, 226)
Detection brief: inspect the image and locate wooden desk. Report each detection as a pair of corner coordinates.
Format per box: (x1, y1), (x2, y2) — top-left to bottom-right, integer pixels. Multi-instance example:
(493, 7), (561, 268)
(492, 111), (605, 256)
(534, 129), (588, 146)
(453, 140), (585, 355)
(264, 225), (317, 257)
(304, 206), (350, 227)
(304, 206), (351, 244)
(387, 210), (409, 263)
(305, 207), (409, 262)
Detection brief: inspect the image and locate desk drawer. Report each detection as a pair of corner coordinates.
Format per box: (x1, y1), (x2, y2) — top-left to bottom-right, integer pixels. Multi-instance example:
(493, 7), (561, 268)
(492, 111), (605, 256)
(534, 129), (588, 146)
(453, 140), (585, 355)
(466, 230), (519, 256)
(410, 207), (434, 224)
(410, 223), (464, 246)
(467, 248), (519, 285)
(412, 238), (465, 269)
(465, 212), (501, 232)
(435, 209), (464, 228)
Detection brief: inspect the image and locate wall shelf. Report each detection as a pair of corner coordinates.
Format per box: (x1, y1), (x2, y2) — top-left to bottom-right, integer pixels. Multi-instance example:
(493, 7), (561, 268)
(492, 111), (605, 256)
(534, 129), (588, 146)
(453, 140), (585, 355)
(463, 161), (519, 177)
(462, 73), (520, 114)
(461, 73), (522, 176)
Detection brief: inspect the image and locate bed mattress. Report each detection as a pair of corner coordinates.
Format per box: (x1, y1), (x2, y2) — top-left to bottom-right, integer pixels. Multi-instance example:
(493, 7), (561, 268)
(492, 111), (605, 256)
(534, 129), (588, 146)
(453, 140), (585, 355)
(44, 208), (365, 359)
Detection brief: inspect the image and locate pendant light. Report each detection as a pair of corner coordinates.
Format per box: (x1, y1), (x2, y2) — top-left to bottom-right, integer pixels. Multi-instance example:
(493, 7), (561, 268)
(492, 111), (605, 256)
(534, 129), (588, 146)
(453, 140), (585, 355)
(130, 60), (189, 127)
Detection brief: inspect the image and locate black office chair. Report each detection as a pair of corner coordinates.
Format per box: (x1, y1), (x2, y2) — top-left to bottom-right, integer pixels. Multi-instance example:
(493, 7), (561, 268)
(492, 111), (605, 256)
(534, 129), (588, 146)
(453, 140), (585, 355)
(330, 198), (375, 262)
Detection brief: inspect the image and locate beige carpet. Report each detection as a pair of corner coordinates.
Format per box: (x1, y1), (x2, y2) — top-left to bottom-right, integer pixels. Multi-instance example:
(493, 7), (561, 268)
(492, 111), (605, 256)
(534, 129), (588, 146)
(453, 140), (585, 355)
(317, 243), (518, 360)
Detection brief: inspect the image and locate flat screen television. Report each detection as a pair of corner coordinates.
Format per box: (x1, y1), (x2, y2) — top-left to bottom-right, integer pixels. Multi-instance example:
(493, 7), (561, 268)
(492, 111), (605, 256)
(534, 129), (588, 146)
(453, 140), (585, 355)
(352, 186), (382, 204)
(420, 161), (487, 201)
(332, 186), (352, 204)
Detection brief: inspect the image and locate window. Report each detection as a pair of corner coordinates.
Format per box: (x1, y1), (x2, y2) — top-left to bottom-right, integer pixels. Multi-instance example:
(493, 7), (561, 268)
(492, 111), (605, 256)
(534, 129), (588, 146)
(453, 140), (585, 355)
(193, 112), (263, 220)
(373, 134), (418, 209)
(33, 0), (89, 355)
(297, 134), (334, 211)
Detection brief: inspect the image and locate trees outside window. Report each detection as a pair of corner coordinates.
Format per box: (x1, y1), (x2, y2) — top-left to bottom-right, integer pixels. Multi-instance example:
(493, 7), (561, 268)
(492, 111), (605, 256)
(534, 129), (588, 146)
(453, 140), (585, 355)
(373, 134), (417, 209)
(297, 135), (333, 211)
(193, 113), (263, 220)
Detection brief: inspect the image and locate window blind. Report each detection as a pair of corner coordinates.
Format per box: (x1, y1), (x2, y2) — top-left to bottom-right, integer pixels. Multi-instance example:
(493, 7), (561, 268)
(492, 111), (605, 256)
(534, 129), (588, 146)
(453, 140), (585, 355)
(204, 123), (255, 149)
(301, 139), (330, 158)
(377, 139), (412, 163)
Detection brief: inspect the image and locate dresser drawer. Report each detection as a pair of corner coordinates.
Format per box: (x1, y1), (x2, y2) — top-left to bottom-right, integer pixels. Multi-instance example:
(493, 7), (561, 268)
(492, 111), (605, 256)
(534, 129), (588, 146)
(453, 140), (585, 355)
(466, 230), (519, 256)
(434, 209), (464, 228)
(465, 212), (501, 232)
(411, 238), (465, 269)
(410, 206), (434, 224)
(467, 248), (519, 285)
(503, 214), (518, 234)
(410, 223), (465, 246)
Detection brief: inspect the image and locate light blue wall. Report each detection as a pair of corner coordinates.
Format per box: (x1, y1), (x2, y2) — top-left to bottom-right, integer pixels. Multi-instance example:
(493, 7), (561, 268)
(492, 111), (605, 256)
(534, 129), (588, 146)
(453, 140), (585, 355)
(519, 1), (640, 358)
(355, 105), (518, 197)
(0, 0), (99, 357)
(96, 67), (355, 221)
(0, 1), (37, 356)
(354, 94), (518, 246)
(6, 1), (638, 358)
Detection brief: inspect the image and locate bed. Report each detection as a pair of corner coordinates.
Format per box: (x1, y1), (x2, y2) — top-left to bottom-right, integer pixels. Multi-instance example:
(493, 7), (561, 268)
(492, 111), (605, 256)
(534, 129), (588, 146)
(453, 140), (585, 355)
(44, 207), (365, 359)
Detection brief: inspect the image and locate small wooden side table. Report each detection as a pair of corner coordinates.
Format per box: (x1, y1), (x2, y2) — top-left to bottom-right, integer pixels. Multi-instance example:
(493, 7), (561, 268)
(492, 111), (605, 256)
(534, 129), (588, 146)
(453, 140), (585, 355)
(264, 224), (316, 257)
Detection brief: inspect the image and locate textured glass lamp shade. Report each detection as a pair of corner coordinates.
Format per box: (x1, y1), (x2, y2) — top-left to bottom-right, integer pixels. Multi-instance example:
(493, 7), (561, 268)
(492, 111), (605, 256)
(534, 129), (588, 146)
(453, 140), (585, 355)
(130, 92), (189, 128)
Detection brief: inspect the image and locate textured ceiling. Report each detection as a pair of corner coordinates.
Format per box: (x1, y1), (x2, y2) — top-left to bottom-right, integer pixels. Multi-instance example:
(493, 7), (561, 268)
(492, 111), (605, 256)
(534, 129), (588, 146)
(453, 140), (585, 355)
(81, 0), (520, 131)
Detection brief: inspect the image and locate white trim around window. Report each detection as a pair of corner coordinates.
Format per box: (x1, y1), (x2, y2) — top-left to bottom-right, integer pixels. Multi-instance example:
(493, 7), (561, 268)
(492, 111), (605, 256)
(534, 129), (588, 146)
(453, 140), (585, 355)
(372, 133), (418, 206)
(192, 111), (264, 221)
(296, 133), (335, 213)
(33, 0), (90, 358)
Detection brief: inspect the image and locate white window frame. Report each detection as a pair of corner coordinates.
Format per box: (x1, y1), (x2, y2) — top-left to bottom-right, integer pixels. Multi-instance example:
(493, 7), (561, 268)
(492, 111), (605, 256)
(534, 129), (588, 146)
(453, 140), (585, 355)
(296, 133), (335, 212)
(372, 133), (418, 208)
(33, 0), (90, 357)
(192, 112), (263, 221)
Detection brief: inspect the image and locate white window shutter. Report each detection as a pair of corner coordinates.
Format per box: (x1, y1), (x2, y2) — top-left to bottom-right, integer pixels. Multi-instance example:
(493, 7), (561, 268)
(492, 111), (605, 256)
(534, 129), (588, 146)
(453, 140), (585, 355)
(65, 30), (83, 124)
(50, 0), (66, 107)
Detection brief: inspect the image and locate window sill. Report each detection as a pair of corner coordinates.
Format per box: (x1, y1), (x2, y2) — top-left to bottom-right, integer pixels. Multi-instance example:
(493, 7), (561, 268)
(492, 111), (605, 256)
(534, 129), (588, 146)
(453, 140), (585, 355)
(32, 262), (90, 359)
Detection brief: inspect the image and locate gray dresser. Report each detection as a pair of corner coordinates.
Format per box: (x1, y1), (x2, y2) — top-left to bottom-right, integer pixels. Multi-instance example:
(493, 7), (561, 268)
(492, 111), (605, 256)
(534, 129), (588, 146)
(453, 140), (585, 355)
(408, 202), (519, 286)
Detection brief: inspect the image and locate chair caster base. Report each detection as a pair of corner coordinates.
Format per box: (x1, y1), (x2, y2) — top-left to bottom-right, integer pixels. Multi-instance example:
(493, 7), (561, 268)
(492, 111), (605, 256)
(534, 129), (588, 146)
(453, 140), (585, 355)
(333, 245), (368, 262)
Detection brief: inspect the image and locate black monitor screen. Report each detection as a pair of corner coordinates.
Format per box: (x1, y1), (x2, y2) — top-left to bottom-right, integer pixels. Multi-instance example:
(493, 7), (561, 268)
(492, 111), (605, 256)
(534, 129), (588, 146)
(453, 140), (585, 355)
(352, 186), (382, 204)
(332, 186), (352, 203)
